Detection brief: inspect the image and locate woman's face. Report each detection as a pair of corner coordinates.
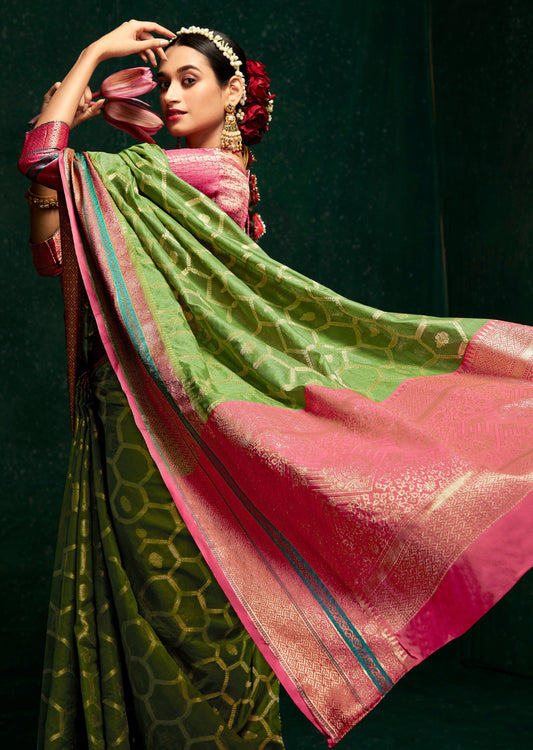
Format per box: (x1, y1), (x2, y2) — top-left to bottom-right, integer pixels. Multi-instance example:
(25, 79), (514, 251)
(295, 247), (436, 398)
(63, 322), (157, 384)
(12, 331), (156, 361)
(157, 44), (229, 148)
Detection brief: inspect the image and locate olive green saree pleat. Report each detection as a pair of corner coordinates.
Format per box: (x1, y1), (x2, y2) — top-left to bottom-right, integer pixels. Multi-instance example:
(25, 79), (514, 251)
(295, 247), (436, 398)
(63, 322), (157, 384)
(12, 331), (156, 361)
(39, 372), (131, 748)
(38, 361), (283, 749)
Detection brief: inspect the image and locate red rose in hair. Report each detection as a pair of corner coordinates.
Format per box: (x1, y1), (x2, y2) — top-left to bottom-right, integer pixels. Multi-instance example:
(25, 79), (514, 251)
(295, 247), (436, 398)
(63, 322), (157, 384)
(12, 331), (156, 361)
(237, 58), (274, 146)
(247, 60), (267, 77)
(240, 104), (269, 144)
(246, 60), (271, 102)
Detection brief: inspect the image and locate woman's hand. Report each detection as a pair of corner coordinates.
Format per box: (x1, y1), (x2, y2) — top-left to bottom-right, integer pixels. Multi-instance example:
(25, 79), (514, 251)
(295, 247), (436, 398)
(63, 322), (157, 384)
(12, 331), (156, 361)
(72, 86), (105, 127)
(89, 20), (175, 66)
(35, 20), (174, 129)
(39, 82), (105, 129)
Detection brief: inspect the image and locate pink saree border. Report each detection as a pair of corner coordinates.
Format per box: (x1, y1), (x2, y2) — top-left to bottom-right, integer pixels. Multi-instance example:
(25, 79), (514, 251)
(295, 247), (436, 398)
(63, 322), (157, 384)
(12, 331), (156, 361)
(459, 317), (533, 380)
(397, 486), (533, 658)
(380, 317), (533, 655)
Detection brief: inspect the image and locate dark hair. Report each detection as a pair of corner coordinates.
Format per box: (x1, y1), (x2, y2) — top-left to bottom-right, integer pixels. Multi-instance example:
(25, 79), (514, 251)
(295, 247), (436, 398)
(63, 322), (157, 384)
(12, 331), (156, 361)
(167, 31), (248, 88)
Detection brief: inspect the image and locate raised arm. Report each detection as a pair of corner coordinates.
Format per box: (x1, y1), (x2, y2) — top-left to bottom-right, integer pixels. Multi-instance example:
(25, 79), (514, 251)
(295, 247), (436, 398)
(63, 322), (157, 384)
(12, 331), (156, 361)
(20, 21), (175, 265)
(35, 20), (174, 129)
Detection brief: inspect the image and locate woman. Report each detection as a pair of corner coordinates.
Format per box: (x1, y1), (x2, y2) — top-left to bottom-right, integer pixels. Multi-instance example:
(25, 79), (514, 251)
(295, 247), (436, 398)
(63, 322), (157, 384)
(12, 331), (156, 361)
(20, 21), (282, 750)
(19, 19), (533, 749)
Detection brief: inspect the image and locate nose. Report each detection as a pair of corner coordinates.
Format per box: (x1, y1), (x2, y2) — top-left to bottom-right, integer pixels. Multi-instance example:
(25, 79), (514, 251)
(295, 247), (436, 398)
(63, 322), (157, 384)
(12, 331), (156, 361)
(162, 80), (182, 103)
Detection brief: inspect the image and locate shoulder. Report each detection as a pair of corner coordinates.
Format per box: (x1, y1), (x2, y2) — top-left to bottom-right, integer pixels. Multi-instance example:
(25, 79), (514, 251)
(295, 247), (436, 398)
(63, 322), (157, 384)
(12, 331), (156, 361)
(164, 148), (247, 192)
(163, 148), (249, 229)
(165, 147), (245, 172)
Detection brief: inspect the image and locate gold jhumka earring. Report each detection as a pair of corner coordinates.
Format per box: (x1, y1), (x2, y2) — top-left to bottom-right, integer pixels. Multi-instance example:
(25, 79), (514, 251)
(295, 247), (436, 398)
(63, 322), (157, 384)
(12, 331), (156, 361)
(220, 104), (242, 153)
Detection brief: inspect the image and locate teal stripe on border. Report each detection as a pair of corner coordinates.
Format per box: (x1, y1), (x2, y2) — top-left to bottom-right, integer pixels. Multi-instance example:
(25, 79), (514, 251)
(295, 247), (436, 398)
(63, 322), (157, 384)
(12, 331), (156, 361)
(75, 152), (392, 695)
(77, 154), (158, 378)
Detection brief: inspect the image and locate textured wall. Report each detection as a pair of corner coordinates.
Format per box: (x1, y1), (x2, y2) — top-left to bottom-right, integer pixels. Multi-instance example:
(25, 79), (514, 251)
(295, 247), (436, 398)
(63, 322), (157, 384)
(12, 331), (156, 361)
(432, 0), (533, 324)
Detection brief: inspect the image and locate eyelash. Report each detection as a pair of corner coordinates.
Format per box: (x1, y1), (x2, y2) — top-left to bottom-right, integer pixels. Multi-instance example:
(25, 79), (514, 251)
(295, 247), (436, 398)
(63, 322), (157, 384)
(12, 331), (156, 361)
(158, 77), (196, 91)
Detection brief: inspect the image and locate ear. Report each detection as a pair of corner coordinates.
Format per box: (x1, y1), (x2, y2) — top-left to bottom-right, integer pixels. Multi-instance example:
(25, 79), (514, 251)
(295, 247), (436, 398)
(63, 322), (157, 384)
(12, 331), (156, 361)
(226, 75), (244, 107)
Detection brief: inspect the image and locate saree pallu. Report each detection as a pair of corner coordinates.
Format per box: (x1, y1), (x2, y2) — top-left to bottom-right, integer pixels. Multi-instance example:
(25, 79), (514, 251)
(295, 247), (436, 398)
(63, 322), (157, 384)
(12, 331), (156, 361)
(57, 142), (533, 747)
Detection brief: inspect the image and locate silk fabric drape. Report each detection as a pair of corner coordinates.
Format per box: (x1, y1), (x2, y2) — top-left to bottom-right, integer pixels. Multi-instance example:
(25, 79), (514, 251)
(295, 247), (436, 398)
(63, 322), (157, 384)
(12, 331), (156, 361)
(58, 143), (533, 745)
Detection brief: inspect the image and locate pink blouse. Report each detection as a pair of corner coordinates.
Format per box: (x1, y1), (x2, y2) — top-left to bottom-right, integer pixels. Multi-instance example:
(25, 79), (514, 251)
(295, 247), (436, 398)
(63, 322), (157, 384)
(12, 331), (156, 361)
(19, 122), (250, 276)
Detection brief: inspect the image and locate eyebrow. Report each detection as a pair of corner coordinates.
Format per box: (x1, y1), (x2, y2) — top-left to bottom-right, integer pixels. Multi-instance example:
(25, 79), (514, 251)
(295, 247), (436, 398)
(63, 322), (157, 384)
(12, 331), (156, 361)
(157, 65), (202, 78)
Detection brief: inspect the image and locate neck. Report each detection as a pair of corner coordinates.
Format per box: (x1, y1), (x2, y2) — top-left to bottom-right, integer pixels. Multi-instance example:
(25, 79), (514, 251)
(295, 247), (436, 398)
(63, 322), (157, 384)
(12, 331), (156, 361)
(185, 123), (224, 150)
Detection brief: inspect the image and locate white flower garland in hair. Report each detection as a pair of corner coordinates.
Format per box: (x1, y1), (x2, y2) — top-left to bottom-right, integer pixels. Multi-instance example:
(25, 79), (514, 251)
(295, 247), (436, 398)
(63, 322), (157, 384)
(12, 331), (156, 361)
(175, 26), (247, 105)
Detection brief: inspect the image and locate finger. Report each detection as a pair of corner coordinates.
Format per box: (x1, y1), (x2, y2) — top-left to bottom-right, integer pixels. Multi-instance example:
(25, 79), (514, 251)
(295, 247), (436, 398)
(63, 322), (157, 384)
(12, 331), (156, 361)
(136, 36), (156, 66)
(147, 48), (157, 67)
(131, 20), (175, 39)
(41, 82), (61, 112)
(156, 45), (168, 62)
(81, 99), (104, 117)
(137, 32), (172, 48)
(90, 99), (105, 116)
(43, 81), (61, 101)
(78, 85), (92, 108)
(136, 37), (171, 65)
(73, 99), (105, 127)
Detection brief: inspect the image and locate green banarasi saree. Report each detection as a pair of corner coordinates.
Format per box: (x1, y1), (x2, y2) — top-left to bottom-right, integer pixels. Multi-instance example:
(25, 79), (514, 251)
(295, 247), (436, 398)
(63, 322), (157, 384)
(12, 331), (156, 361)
(38, 142), (533, 747)
(39, 348), (283, 749)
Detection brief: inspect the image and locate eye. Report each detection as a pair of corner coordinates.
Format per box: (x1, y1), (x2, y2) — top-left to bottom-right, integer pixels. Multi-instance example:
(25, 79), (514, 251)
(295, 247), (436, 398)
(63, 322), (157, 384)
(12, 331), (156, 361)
(158, 80), (170, 91)
(182, 77), (197, 87)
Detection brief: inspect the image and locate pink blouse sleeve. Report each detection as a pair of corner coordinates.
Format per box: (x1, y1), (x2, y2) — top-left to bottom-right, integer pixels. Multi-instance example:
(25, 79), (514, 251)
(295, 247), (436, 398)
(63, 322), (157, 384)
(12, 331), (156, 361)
(18, 123), (68, 275)
(30, 229), (63, 277)
(18, 122), (70, 190)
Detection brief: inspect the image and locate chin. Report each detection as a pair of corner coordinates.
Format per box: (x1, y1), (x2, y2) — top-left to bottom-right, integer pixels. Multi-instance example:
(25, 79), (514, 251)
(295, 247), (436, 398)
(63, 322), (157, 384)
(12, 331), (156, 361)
(165, 123), (183, 138)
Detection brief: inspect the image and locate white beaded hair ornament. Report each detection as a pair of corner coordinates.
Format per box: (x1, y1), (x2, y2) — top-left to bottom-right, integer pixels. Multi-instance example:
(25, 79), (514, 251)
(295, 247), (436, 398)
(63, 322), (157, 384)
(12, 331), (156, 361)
(175, 26), (247, 106)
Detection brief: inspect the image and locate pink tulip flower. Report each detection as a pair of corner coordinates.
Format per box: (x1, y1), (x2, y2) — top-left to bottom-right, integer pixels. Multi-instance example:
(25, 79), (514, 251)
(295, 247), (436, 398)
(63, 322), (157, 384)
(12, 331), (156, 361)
(94, 67), (157, 100)
(102, 99), (164, 144)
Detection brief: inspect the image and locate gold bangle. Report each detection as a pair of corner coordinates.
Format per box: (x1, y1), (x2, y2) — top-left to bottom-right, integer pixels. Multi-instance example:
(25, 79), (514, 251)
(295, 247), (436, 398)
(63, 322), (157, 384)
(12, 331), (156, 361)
(25, 187), (59, 209)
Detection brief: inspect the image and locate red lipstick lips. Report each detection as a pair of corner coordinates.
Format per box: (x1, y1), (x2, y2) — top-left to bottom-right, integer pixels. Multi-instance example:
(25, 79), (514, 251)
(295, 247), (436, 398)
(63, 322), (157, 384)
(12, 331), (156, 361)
(167, 109), (187, 122)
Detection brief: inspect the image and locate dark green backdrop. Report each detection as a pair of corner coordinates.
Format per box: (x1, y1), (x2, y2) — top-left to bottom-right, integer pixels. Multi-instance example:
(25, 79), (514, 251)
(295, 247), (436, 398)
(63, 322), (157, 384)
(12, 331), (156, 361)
(1, 1), (532, 747)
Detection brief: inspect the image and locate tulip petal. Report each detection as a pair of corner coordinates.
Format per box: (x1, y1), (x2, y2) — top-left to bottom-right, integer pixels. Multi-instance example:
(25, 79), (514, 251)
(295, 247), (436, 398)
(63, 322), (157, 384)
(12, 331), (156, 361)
(99, 67), (157, 99)
(103, 100), (164, 143)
